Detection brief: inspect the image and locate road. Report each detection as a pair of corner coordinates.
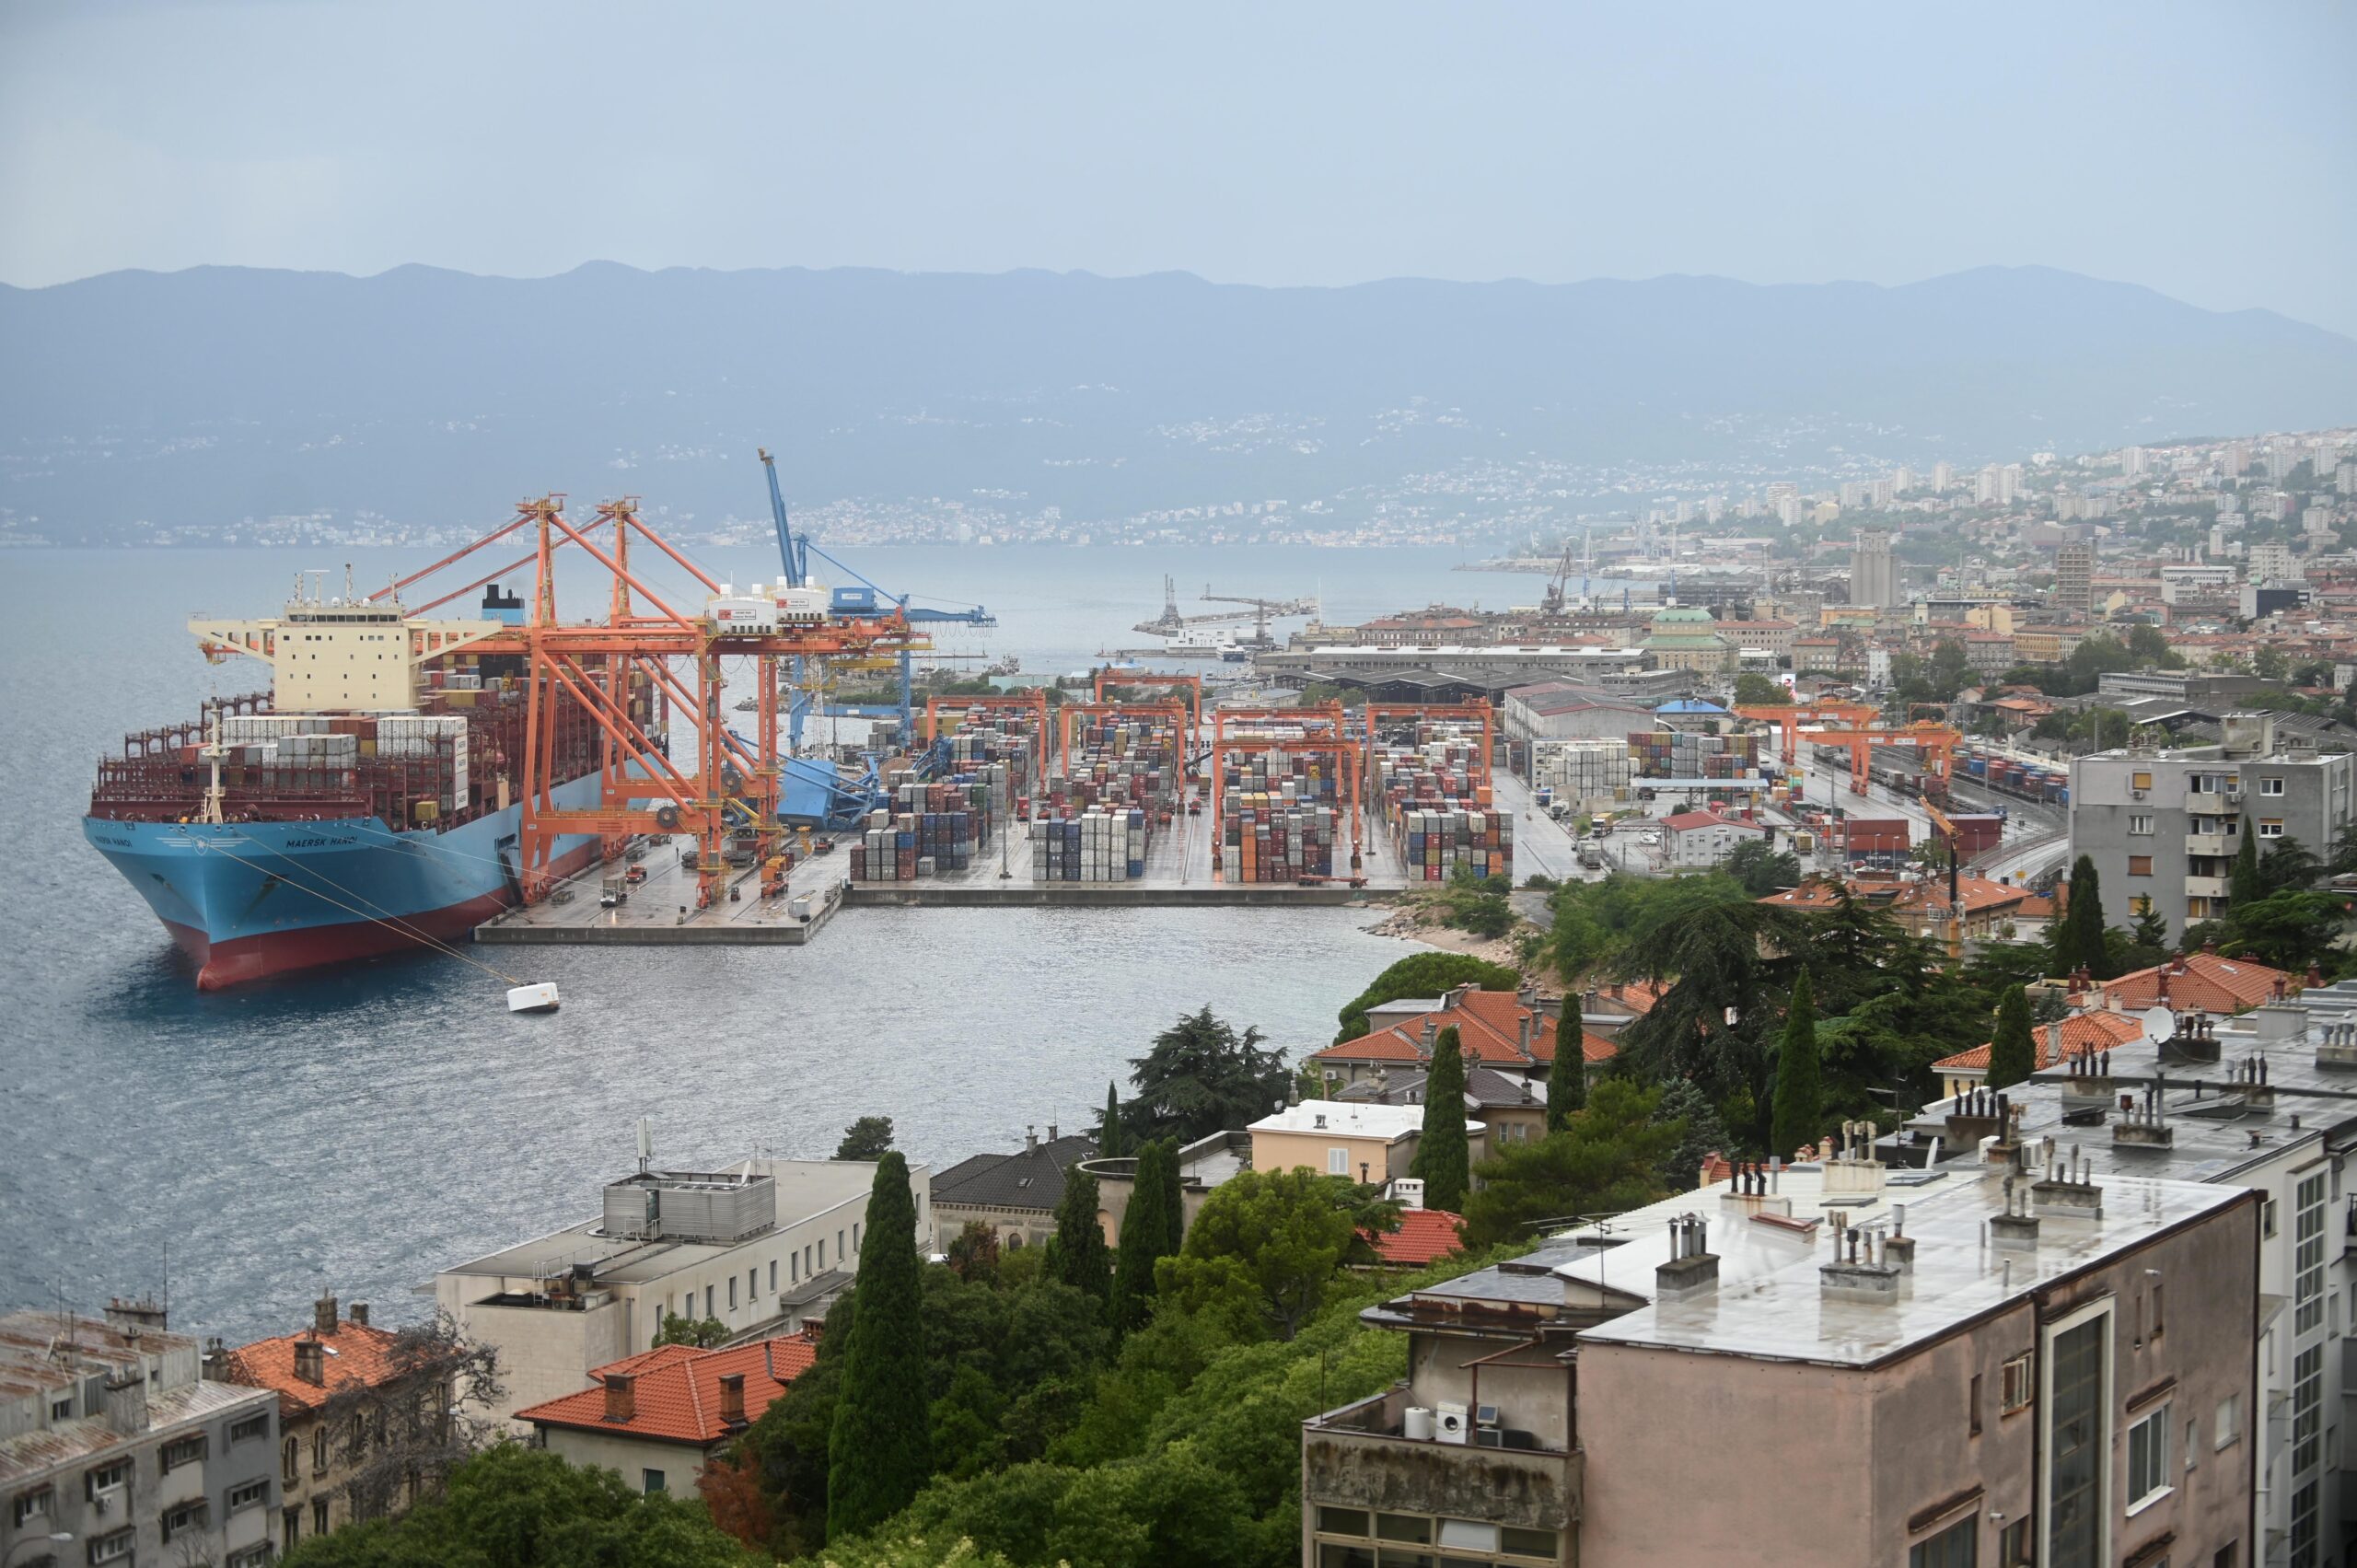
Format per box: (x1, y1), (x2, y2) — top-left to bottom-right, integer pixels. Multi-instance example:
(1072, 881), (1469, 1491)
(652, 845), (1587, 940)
(1780, 750), (2071, 888)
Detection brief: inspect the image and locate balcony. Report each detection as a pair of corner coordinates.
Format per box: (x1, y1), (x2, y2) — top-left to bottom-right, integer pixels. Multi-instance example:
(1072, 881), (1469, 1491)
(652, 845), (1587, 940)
(2185, 876), (2230, 900)
(1302, 1385), (1581, 1533)
(2185, 833), (2233, 858)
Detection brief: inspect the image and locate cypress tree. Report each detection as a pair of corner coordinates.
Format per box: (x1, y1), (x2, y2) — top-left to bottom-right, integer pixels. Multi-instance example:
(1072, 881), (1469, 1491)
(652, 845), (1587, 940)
(1986, 984), (2037, 1091)
(2231, 817), (2263, 910)
(1411, 1027), (1471, 1212)
(1546, 1035), (1586, 1132)
(1108, 1139), (1178, 1339)
(1097, 1081), (1127, 1158)
(2056, 854), (2110, 979)
(825, 1153), (930, 1539)
(1770, 968), (1822, 1159)
(1046, 1167), (1112, 1304)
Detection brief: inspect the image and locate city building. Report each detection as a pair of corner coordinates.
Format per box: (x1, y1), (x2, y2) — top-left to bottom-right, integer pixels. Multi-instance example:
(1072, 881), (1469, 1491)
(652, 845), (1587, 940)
(1308, 983), (1566, 1091)
(1658, 808), (1770, 868)
(2249, 540), (2302, 585)
(1302, 1143), (2258, 1568)
(1849, 529), (1900, 608)
(1640, 607), (1736, 674)
(1498, 683), (1655, 747)
(1248, 1099), (1484, 1188)
(434, 1146), (929, 1426)
(0, 1302), (280, 1568)
(1709, 617), (1797, 659)
(210, 1295), (431, 1557)
(516, 1334), (815, 1496)
(930, 1126), (1097, 1253)
(1079, 1130), (1251, 1247)
(1335, 1063), (1550, 1147)
(2067, 714), (2357, 940)
(2054, 542), (2094, 619)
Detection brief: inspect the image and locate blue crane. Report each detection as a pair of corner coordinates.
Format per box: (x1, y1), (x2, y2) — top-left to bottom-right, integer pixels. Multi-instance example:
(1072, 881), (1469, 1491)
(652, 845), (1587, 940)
(758, 445), (997, 752)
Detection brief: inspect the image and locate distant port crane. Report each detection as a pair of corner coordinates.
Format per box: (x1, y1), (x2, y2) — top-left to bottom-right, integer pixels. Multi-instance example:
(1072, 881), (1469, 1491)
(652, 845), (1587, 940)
(1131, 577), (1317, 640)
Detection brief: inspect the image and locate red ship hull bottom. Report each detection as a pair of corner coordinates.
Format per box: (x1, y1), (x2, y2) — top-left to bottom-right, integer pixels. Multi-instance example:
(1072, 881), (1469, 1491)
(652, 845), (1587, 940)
(162, 841), (600, 991)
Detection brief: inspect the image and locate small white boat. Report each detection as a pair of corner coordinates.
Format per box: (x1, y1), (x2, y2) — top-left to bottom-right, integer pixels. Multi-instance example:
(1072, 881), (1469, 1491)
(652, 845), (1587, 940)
(506, 982), (562, 1014)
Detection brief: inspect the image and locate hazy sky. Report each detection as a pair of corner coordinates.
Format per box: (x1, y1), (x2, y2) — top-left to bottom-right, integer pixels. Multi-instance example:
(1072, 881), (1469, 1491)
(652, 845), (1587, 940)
(6, 2), (2354, 334)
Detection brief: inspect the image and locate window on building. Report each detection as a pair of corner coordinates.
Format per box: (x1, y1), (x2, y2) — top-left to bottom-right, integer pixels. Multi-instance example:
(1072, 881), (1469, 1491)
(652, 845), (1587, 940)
(854, 1222), (863, 1252)
(228, 1477), (270, 1513)
(1998, 1516), (2032, 1566)
(2292, 1479), (2318, 1567)
(704, 1284), (714, 1318)
(2293, 1344), (2323, 1478)
(1909, 1514), (1977, 1568)
(749, 1268), (758, 1307)
(2045, 1310), (2108, 1566)
(2262, 778), (2285, 796)
(161, 1498), (210, 1542)
(11, 1484), (53, 1527)
(1373, 1514), (1432, 1544)
(2296, 1174), (2327, 1333)
(2261, 819), (2285, 839)
(2132, 895), (2154, 917)
(727, 1276), (737, 1310)
(48, 1395), (72, 1421)
(315, 1496), (331, 1535)
(161, 1433), (208, 1472)
(1328, 1147), (1349, 1175)
(86, 1458), (130, 1500)
(819, 1239), (828, 1270)
(1317, 1507), (1369, 1536)
(769, 1260), (777, 1293)
(2129, 814), (2154, 835)
(2128, 855), (2153, 876)
(313, 1426), (330, 1474)
(2187, 896), (2212, 921)
(2129, 1407), (2173, 1508)
(284, 1505), (301, 1553)
(790, 1252), (799, 1284)
(87, 1529), (134, 1565)
(839, 1228), (846, 1261)
(643, 1469), (667, 1494)
(2216, 1393), (2241, 1449)
(227, 1545), (275, 1568)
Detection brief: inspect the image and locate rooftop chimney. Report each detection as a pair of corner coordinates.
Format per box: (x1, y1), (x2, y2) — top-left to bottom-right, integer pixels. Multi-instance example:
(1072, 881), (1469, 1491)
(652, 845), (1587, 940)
(1818, 1222), (1903, 1302)
(1025, 1125), (1038, 1156)
(104, 1296), (168, 1334)
(1989, 1177), (2042, 1251)
(718, 1371), (748, 1429)
(314, 1295), (339, 1337)
(1518, 1013), (1533, 1055)
(349, 1303), (369, 1328)
(294, 1338), (324, 1387)
(101, 1366), (148, 1436)
(1421, 1018), (1437, 1054)
(1655, 1214), (1720, 1301)
(1047, 1122), (1058, 1143)
(2113, 1081), (2174, 1149)
(603, 1373), (636, 1423)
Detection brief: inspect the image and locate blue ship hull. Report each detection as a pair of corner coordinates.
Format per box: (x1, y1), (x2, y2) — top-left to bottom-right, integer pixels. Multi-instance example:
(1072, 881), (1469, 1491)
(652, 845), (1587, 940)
(83, 772), (605, 990)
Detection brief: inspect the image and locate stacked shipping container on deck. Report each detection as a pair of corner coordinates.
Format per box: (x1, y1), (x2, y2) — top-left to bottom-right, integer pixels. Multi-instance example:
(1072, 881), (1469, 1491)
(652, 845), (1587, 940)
(1368, 720), (1512, 884)
(1031, 807), (1152, 881)
(1054, 714), (1180, 814)
(1530, 739), (1636, 808)
(1216, 743), (1338, 882)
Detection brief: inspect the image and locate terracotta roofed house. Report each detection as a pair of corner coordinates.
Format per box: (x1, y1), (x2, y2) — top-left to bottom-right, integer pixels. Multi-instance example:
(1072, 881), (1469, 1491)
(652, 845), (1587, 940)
(1362, 1207), (1468, 1269)
(516, 1335), (815, 1497)
(1930, 1008), (2149, 1099)
(2090, 950), (2295, 1015)
(1308, 982), (1562, 1091)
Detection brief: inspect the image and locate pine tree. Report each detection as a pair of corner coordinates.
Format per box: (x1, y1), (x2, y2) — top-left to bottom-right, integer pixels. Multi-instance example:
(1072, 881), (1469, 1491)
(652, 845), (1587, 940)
(1546, 1036), (1587, 1132)
(1047, 1167), (1111, 1304)
(1108, 1139), (1179, 1339)
(1411, 1027), (1471, 1212)
(1651, 1077), (1729, 1191)
(1986, 984), (2037, 1091)
(2055, 854), (2111, 980)
(825, 1153), (930, 1539)
(1097, 1082), (1127, 1158)
(1769, 968), (1822, 1159)
(2231, 817), (2264, 910)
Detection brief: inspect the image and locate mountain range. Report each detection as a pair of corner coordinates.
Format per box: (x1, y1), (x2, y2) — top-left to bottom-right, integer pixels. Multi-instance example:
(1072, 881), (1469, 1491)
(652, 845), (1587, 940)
(4, 261), (2353, 540)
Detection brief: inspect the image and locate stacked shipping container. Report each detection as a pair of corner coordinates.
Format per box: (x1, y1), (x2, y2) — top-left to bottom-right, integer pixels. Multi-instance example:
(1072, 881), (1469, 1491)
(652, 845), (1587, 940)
(1030, 807), (1152, 880)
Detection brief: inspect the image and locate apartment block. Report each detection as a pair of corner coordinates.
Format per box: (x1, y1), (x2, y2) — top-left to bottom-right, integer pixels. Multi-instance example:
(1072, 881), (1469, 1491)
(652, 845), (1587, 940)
(2068, 714), (2357, 941)
(435, 1145), (930, 1427)
(0, 1303), (280, 1568)
(1302, 1141), (2257, 1567)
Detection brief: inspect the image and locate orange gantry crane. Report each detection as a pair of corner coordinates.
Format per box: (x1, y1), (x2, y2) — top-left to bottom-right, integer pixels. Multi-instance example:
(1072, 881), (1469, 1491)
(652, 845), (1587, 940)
(922, 690), (1051, 753)
(1094, 669), (1202, 740)
(1794, 720), (1962, 797)
(371, 494), (921, 911)
(1732, 702), (1881, 766)
(1357, 702), (1496, 788)
(1205, 703), (1363, 882)
(1054, 700), (1188, 780)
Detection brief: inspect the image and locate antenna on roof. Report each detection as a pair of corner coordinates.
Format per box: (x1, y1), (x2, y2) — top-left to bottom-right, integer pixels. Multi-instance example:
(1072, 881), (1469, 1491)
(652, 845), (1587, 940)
(637, 1117), (654, 1176)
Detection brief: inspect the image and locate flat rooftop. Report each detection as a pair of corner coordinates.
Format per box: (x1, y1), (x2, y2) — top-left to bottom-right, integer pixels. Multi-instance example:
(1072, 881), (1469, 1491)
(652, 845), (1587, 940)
(1559, 1160), (2240, 1367)
(439, 1158), (905, 1287)
(1249, 1099), (1446, 1142)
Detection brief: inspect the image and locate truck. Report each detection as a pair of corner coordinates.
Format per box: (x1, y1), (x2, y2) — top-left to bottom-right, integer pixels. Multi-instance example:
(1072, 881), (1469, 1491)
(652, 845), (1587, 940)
(1577, 843), (1604, 870)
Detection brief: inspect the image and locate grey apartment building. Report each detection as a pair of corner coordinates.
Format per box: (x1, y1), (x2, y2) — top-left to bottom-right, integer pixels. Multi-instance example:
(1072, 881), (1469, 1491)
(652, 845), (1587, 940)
(2070, 714), (2357, 943)
(1, 1303), (280, 1568)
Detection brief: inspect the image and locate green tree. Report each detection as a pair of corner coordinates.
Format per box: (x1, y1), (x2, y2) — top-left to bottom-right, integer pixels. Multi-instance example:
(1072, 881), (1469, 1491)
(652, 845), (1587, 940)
(1334, 952), (1519, 1042)
(2232, 818), (2264, 909)
(1097, 1082), (1128, 1159)
(1545, 1044), (1586, 1132)
(1985, 985), (2036, 1091)
(652, 1311), (729, 1349)
(1651, 1077), (1728, 1190)
(1109, 1140), (1181, 1340)
(2260, 836), (2324, 895)
(279, 1444), (761, 1568)
(833, 1115), (898, 1161)
(829, 1153), (932, 1539)
(1769, 968), (1822, 1158)
(1156, 1167), (1373, 1342)
(1461, 1080), (1678, 1249)
(2053, 854), (2111, 979)
(1410, 1027), (1470, 1213)
(1123, 1007), (1291, 1144)
(1724, 837), (1805, 897)
(1733, 671), (1788, 707)
(1047, 1167), (1113, 1305)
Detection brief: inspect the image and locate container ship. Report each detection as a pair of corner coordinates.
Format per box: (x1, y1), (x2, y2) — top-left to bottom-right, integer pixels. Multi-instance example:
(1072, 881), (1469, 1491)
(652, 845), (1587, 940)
(84, 581), (656, 990)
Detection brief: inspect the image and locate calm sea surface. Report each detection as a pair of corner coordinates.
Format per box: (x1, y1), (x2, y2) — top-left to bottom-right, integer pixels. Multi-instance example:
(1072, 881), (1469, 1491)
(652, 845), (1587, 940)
(1, 542), (1554, 1341)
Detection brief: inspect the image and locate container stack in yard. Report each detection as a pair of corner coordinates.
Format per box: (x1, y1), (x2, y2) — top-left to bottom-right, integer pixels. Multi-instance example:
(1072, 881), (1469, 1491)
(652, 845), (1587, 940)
(1530, 739), (1635, 809)
(1215, 744), (1339, 882)
(849, 772), (1004, 882)
(1052, 714), (1180, 815)
(1368, 720), (1515, 883)
(1396, 807), (1514, 882)
(1628, 728), (1761, 780)
(1032, 807), (1152, 881)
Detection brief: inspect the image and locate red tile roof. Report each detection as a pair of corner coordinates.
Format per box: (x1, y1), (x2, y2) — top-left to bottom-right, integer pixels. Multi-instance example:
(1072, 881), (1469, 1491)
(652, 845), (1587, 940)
(1933, 1008), (2147, 1074)
(1661, 809), (1756, 832)
(1313, 986), (1559, 1070)
(1579, 1029), (1620, 1064)
(219, 1318), (412, 1422)
(2096, 952), (2293, 1015)
(1364, 1208), (1466, 1267)
(516, 1337), (816, 1447)
(1589, 980), (1666, 1016)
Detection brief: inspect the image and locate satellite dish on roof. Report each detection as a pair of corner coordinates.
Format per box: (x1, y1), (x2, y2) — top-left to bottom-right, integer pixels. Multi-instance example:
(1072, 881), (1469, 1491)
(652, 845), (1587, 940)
(2137, 1006), (2174, 1043)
